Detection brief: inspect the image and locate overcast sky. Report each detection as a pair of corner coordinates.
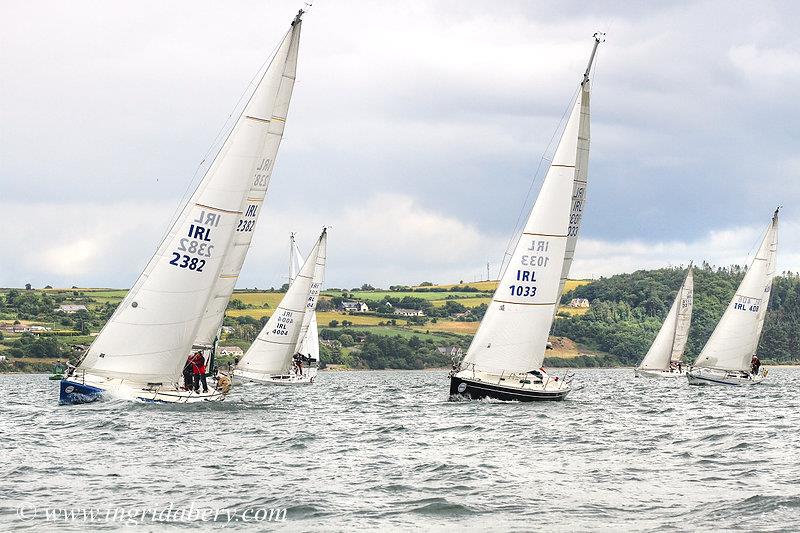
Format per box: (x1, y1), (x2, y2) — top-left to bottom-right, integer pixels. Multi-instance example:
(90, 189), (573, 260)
(2, 0), (799, 289)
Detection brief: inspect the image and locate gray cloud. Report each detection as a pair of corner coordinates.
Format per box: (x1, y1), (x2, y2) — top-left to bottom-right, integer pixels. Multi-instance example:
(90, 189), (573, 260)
(1, 0), (799, 288)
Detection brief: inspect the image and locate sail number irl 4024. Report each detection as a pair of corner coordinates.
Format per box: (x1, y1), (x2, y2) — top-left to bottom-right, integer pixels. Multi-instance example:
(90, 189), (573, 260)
(169, 210), (221, 273)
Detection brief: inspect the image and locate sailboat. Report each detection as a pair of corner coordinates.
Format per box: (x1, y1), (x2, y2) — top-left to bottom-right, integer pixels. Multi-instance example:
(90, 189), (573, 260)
(289, 233), (321, 383)
(449, 33), (603, 402)
(234, 229), (327, 385)
(60, 11), (306, 405)
(634, 266), (694, 378)
(687, 209), (779, 386)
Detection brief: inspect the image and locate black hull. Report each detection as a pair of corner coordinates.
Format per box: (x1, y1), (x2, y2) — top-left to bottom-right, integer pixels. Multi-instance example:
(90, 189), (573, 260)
(449, 375), (569, 402)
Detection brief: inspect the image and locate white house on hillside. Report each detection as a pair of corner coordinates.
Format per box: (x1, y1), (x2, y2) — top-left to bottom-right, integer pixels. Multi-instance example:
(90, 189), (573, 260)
(568, 298), (590, 308)
(56, 304), (88, 314)
(340, 301), (369, 313)
(395, 308), (424, 317)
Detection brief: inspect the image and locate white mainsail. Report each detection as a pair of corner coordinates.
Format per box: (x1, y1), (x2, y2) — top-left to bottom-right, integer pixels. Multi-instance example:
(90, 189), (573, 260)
(238, 229), (327, 375)
(638, 267), (694, 371)
(461, 65), (593, 376)
(78, 12), (305, 385)
(290, 235), (321, 360)
(193, 14), (303, 348)
(693, 211), (779, 372)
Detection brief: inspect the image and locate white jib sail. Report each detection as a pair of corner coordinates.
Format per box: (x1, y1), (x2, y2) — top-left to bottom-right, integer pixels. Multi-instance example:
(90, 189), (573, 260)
(193, 14), (303, 347)
(694, 211), (779, 372)
(290, 236), (321, 360)
(461, 81), (591, 375)
(638, 267), (694, 371)
(238, 229), (327, 375)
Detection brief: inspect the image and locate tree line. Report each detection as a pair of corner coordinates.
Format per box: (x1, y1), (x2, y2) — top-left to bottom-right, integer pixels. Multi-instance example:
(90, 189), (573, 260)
(554, 264), (800, 365)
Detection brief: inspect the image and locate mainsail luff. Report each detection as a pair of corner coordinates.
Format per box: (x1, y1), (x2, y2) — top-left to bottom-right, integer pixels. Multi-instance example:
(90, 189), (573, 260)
(462, 76), (591, 376)
(638, 267), (693, 371)
(238, 229), (326, 375)
(694, 212), (779, 372)
(193, 14), (303, 347)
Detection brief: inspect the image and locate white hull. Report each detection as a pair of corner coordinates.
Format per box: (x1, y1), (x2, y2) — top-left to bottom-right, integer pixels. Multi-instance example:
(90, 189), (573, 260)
(234, 367), (317, 386)
(686, 367), (766, 386)
(61, 371), (227, 404)
(634, 368), (686, 379)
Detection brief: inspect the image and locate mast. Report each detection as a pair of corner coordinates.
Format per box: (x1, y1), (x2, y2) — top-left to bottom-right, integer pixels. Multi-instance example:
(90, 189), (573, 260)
(289, 232), (298, 284)
(582, 33), (605, 86)
(554, 32), (603, 313)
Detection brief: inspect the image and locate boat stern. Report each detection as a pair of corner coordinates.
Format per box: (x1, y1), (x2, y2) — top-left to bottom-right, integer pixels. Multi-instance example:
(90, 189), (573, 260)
(59, 379), (105, 405)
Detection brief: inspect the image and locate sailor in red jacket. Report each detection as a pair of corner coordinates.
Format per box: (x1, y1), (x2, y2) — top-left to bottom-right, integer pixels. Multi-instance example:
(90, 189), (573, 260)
(191, 351), (208, 393)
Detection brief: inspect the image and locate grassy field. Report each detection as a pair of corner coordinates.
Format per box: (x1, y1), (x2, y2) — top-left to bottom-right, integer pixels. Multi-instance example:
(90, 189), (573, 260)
(1, 278), (595, 354)
(558, 306), (590, 316)
(323, 290), (491, 302)
(414, 281), (499, 291)
(331, 325), (465, 343)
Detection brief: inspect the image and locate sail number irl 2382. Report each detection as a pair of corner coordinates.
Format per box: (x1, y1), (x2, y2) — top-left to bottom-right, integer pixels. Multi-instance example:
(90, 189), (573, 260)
(169, 210), (220, 273)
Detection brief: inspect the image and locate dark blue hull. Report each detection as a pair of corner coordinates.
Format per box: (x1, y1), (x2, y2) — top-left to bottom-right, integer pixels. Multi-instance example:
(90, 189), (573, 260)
(449, 375), (569, 402)
(59, 379), (105, 405)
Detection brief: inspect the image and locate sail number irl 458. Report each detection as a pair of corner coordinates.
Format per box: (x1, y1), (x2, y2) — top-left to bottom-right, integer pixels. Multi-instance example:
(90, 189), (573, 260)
(169, 211), (220, 273)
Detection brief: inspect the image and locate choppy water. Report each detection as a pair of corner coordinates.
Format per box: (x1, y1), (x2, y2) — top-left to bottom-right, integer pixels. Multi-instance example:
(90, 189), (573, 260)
(1, 369), (799, 532)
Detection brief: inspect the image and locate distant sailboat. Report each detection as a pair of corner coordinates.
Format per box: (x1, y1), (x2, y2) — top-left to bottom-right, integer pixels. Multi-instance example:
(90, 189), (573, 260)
(687, 209), (779, 386)
(60, 11), (306, 405)
(290, 233), (321, 382)
(635, 266), (694, 379)
(449, 33), (603, 402)
(234, 229), (326, 385)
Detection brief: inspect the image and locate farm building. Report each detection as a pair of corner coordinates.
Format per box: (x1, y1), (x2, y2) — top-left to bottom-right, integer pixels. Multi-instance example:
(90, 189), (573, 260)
(340, 301), (370, 313)
(568, 298), (590, 308)
(394, 308), (424, 317)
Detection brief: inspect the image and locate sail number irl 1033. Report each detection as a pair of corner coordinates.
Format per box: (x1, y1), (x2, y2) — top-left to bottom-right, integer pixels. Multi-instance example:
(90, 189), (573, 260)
(169, 210), (221, 273)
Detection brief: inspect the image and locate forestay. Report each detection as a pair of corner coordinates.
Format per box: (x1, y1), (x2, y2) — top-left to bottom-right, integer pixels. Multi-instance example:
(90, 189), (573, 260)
(193, 14), (303, 348)
(694, 212), (779, 372)
(462, 80), (591, 375)
(638, 267), (694, 371)
(238, 229), (327, 375)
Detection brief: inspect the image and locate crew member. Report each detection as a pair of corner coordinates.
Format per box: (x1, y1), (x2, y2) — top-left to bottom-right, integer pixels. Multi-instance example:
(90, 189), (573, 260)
(182, 356), (194, 391)
(751, 354), (761, 375)
(192, 351), (208, 393)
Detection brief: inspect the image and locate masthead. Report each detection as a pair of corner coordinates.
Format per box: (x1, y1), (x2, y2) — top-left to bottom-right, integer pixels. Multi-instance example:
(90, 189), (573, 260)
(582, 32), (605, 86)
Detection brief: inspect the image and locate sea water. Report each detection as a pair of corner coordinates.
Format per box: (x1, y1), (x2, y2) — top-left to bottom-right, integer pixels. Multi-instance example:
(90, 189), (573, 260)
(1, 369), (799, 531)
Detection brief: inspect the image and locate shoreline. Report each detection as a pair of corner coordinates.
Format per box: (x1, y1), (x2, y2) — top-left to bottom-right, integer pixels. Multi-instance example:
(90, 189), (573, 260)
(6, 363), (800, 376)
